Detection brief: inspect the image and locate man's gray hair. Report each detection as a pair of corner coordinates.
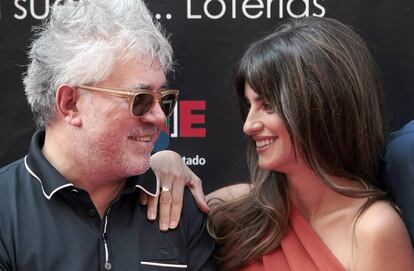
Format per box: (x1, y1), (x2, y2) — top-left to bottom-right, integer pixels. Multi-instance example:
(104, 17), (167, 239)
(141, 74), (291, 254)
(23, 0), (173, 127)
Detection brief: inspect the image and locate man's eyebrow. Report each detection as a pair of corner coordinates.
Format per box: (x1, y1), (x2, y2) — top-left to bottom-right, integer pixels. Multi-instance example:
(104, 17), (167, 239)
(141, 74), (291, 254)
(130, 82), (168, 91)
(130, 83), (151, 90)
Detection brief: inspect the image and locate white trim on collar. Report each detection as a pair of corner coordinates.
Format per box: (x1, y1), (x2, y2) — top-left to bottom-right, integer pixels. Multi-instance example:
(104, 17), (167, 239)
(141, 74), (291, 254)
(140, 261), (187, 268)
(24, 155), (73, 200)
(136, 174), (159, 197)
(25, 155), (159, 199)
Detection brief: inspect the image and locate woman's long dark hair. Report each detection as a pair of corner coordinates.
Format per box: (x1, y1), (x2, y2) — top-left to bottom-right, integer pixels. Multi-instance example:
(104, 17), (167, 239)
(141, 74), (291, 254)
(208, 16), (387, 271)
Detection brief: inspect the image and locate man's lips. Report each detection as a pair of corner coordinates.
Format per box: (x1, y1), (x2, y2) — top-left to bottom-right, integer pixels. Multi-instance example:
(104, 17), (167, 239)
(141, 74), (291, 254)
(128, 135), (153, 142)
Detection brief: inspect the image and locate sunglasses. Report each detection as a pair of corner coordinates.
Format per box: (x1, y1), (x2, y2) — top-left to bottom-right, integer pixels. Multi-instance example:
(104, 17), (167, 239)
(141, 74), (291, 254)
(77, 85), (179, 118)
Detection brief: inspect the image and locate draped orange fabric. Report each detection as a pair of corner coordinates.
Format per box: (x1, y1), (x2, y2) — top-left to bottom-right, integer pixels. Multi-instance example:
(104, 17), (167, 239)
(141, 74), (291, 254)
(240, 205), (346, 271)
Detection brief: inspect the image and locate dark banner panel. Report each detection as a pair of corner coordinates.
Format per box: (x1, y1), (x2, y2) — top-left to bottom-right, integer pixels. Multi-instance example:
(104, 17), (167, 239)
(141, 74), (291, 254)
(1, 0), (413, 192)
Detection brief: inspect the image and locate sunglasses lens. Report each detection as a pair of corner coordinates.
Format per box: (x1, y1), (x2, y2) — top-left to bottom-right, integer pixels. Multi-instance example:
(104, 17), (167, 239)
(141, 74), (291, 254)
(160, 94), (177, 117)
(132, 92), (177, 117)
(132, 93), (155, 117)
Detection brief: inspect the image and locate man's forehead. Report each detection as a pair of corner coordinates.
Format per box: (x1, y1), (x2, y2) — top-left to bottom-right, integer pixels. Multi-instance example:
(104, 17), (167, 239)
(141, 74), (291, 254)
(102, 56), (168, 91)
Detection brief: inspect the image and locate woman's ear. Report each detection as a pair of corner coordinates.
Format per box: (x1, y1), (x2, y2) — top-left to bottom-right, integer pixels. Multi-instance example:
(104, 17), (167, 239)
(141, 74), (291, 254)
(55, 84), (82, 127)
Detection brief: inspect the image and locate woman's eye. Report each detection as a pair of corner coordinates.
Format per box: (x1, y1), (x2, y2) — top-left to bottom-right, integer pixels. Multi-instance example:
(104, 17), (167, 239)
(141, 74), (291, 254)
(262, 102), (274, 112)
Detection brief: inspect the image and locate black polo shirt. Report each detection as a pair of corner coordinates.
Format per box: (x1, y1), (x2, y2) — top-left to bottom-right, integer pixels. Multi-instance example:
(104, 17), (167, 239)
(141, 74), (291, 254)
(0, 130), (216, 271)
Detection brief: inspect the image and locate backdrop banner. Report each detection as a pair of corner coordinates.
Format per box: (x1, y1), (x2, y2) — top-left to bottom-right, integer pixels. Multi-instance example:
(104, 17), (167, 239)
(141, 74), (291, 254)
(1, 0), (413, 192)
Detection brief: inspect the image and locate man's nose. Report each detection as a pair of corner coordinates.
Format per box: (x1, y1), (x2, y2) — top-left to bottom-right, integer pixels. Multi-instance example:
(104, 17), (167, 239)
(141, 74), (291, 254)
(141, 102), (167, 128)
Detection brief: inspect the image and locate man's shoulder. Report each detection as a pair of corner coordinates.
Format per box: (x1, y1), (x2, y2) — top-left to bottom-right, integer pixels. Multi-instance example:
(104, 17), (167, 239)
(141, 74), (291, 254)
(181, 189), (217, 270)
(181, 188), (208, 231)
(182, 188), (206, 217)
(0, 157), (30, 205)
(388, 120), (414, 145)
(0, 158), (27, 225)
(386, 121), (414, 161)
(0, 158), (26, 181)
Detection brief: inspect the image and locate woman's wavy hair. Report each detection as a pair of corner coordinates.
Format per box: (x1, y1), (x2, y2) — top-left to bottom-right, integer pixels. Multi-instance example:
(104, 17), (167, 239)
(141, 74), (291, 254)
(208, 16), (387, 271)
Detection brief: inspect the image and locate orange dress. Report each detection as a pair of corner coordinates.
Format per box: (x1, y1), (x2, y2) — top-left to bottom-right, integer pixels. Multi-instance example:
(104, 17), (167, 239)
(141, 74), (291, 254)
(241, 205), (346, 271)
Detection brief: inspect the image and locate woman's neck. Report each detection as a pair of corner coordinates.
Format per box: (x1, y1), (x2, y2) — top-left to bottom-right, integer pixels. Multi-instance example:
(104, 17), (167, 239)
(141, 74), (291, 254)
(286, 164), (363, 222)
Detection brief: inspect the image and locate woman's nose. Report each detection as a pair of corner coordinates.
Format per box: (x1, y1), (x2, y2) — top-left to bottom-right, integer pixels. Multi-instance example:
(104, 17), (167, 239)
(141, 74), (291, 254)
(243, 110), (264, 135)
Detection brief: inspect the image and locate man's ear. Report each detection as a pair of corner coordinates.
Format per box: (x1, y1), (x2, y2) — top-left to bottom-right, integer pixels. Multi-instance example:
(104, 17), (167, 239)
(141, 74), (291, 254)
(55, 84), (82, 127)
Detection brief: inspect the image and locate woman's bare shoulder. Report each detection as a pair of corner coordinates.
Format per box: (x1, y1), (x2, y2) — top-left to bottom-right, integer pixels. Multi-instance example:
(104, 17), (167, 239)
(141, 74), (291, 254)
(206, 183), (251, 204)
(351, 200), (414, 271)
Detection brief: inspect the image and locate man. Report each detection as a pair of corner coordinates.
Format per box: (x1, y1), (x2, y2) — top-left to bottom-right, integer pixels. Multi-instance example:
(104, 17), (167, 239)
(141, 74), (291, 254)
(0, 0), (215, 270)
(385, 120), (414, 243)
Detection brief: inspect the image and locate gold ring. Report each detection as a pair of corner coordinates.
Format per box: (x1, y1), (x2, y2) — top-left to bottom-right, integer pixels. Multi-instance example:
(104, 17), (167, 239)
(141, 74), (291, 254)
(161, 186), (171, 193)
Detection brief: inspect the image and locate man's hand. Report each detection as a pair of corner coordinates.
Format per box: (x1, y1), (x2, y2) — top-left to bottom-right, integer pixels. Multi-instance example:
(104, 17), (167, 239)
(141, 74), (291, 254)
(141, 150), (209, 231)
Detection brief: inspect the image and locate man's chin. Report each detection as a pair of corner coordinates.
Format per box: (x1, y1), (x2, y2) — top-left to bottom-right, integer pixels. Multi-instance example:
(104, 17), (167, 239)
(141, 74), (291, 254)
(126, 158), (151, 176)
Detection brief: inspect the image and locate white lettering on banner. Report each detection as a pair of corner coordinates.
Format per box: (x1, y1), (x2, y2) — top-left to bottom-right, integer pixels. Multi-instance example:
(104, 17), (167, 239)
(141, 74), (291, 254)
(12, 0), (325, 21)
(182, 155), (207, 166)
(242, 0), (264, 19)
(287, 0), (308, 18)
(14, 0), (63, 20)
(204, 0), (226, 20)
(187, 0), (202, 19)
(14, 0), (27, 20)
(186, 0), (326, 20)
(313, 0), (326, 17)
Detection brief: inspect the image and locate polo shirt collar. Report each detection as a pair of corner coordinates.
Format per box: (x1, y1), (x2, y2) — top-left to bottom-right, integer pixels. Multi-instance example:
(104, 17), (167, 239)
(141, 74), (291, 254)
(125, 169), (159, 197)
(25, 129), (159, 200)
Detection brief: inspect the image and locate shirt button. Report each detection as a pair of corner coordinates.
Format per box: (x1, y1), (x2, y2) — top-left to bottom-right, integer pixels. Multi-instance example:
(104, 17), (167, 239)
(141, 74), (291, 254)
(88, 209), (97, 217)
(104, 262), (112, 270)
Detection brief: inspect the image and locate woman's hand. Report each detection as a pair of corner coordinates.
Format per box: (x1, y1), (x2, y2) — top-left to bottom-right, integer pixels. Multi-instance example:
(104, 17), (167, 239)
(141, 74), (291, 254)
(141, 150), (210, 231)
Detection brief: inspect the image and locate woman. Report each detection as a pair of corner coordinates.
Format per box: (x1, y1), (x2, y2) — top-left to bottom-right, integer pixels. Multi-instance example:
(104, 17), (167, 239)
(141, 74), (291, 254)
(207, 17), (414, 271)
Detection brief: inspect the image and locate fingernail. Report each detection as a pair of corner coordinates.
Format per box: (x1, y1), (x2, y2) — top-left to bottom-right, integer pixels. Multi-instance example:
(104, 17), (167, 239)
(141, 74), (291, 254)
(169, 220), (177, 229)
(161, 223), (168, 231)
(148, 213), (156, 220)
